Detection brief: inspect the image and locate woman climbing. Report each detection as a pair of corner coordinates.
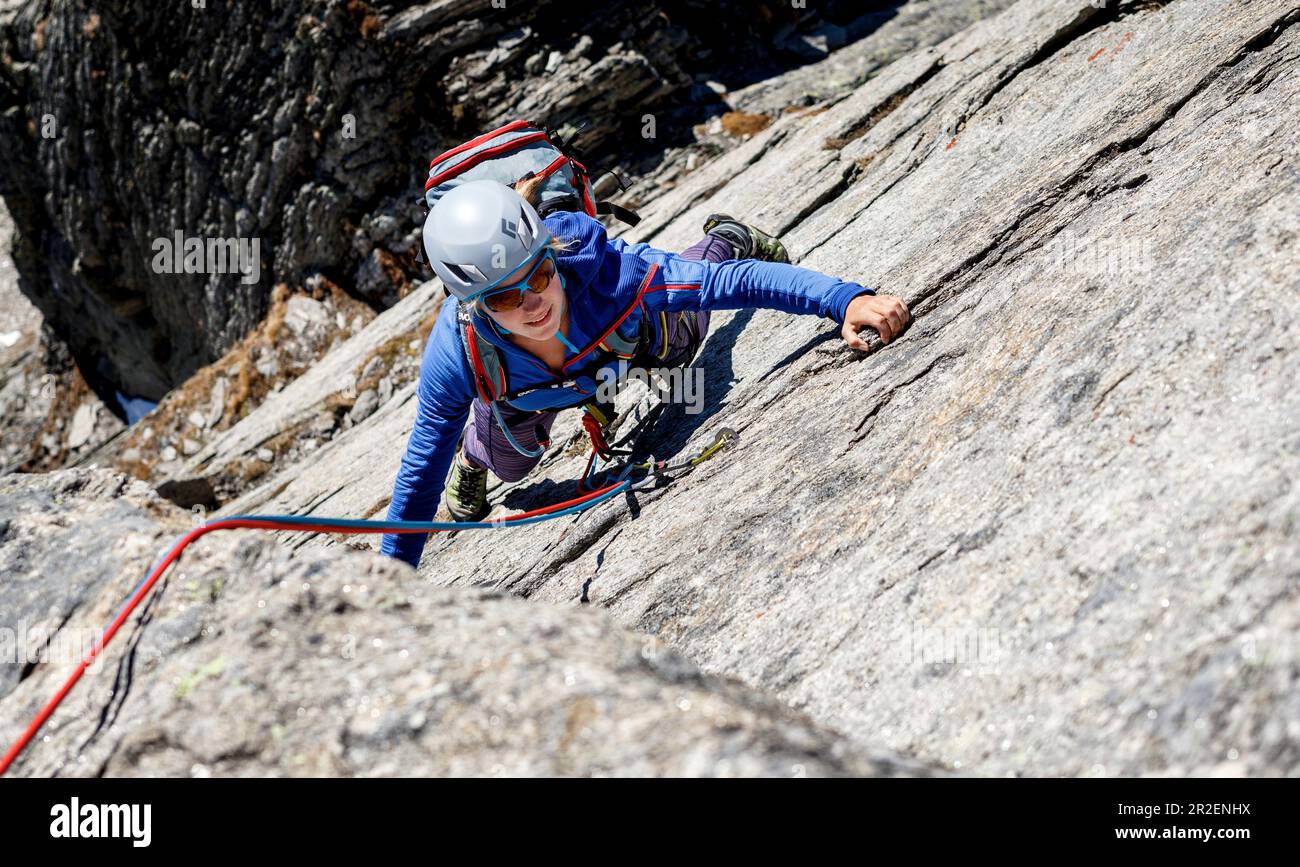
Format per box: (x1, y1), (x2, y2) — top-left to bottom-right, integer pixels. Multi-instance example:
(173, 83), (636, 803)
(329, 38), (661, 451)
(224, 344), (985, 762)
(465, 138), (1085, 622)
(381, 177), (909, 568)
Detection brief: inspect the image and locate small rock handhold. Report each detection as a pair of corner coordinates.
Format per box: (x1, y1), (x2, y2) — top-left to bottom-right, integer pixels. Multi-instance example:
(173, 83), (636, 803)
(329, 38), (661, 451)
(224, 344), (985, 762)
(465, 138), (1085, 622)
(175, 118), (203, 146)
(67, 403), (97, 449)
(283, 295), (329, 338)
(311, 411), (336, 434)
(181, 438), (201, 456)
(255, 356), (280, 379)
(161, 445), (178, 462)
(567, 34), (593, 60)
(208, 377), (227, 427)
(368, 215), (400, 245)
(350, 389), (379, 423)
(360, 355), (384, 384)
(256, 447), (274, 462)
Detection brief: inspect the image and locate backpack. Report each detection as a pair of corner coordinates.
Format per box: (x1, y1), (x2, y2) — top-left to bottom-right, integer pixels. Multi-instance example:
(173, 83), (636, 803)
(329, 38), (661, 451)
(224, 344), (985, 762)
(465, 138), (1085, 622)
(424, 119), (641, 226)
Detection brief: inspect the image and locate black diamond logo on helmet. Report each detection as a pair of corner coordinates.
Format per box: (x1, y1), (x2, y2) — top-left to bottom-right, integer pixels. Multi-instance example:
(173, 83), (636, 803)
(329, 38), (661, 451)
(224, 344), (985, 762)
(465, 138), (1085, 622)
(501, 217), (520, 241)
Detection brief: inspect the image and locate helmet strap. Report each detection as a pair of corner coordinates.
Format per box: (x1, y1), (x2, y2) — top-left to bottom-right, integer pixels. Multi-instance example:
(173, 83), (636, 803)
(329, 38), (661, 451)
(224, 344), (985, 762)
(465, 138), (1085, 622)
(554, 292), (580, 355)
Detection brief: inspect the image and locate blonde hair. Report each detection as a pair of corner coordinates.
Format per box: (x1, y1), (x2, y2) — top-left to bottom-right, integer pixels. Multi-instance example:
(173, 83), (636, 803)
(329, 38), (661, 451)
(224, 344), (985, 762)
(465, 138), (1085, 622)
(548, 234), (579, 254)
(514, 174), (545, 205)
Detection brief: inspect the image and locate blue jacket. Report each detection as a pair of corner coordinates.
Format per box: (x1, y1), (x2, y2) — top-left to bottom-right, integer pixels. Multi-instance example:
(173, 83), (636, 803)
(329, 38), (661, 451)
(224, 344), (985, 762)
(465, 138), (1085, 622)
(381, 211), (874, 566)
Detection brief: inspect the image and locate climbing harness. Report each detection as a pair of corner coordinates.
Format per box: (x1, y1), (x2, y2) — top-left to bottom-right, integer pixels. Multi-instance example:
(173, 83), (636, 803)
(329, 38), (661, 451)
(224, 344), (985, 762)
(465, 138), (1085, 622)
(0, 423), (737, 777)
(456, 261), (655, 459)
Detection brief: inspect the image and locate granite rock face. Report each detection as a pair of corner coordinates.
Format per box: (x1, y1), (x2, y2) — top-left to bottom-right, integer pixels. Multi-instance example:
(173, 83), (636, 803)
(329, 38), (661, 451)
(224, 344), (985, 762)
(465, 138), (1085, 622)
(727, 0), (1018, 117)
(207, 0), (1300, 776)
(0, 469), (926, 777)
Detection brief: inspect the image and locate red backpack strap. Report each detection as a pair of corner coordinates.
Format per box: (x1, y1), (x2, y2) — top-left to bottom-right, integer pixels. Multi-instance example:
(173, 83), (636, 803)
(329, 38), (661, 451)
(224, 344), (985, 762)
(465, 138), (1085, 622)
(457, 306), (508, 403)
(542, 126), (642, 225)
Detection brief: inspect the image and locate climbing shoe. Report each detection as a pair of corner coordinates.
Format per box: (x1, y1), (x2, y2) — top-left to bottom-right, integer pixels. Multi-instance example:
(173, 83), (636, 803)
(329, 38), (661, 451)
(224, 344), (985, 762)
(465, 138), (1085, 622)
(446, 448), (491, 522)
(703, 214), (790, 263)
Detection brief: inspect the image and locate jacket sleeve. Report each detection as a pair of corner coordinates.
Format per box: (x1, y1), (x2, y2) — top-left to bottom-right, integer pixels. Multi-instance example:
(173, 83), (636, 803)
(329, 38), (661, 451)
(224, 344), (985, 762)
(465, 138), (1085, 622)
(380, 300), (474, 568)
(620, 242), (875, 324)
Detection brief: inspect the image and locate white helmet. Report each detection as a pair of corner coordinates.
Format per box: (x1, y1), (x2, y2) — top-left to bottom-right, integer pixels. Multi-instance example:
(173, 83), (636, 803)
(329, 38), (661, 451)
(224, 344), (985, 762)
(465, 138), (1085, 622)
(423, 178), (552, 301)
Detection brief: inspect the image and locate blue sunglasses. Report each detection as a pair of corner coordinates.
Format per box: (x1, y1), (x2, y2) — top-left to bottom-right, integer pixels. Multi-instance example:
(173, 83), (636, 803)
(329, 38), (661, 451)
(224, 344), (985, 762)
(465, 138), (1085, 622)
(473, 249), (561, 313)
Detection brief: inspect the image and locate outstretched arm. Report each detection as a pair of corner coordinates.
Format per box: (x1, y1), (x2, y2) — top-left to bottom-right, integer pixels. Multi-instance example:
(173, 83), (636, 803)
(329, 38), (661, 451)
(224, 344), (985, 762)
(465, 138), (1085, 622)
(634, 250), (910, 347)
(380, 303), (474, 568)
(556, 212), (910, 348)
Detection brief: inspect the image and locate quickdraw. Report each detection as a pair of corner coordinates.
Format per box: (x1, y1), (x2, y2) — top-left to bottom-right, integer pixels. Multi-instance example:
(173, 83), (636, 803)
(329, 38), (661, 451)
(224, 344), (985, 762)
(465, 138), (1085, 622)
(577, 421), (738, 494)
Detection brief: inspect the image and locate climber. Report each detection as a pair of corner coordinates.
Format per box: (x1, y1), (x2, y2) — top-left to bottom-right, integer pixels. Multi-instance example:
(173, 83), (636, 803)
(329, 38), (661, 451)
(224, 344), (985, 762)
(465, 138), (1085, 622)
(380, 178), (909, 567)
